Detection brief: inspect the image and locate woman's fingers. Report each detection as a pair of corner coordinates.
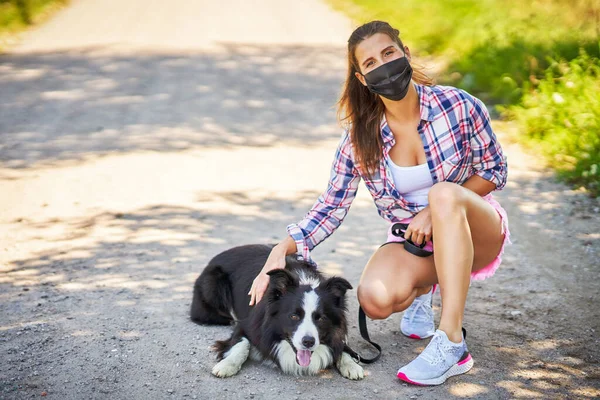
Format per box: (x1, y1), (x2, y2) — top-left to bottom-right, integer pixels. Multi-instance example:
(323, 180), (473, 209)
(415, 232), (425, 245)
(248, 280), (256, 306)
(405, 225), (431, 245)
(404, 226), (413, 242)
(255, 279), (267, 304)
(248, 246), (288, 306)
(249, 277), (260, 306)
(249, 274), (269, 306)
(251, 279), (261, 305)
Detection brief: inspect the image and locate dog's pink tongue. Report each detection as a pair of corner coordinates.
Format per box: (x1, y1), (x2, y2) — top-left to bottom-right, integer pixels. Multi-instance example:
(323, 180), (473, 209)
(296, 350), (311, 367)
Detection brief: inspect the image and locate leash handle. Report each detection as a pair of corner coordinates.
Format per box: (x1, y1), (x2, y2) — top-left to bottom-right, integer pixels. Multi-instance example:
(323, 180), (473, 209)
(391, 223), (433, 257)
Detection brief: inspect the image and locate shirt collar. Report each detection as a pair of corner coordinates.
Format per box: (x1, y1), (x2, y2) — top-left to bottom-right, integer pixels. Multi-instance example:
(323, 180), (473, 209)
(380, 83), (435, 145)
(416, 83), (435, 122)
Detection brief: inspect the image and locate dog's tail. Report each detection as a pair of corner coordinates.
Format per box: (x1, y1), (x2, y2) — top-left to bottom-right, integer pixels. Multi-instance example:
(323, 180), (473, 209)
(190, 264), (234, 325)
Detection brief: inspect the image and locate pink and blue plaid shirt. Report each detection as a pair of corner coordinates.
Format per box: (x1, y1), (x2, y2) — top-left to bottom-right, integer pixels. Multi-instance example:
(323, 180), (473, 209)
(287, 83), (508, 265)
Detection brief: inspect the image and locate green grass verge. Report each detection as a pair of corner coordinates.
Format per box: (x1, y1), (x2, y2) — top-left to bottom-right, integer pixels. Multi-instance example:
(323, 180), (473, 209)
(0, 0), (69, 44)
(502, 50), (600, 196)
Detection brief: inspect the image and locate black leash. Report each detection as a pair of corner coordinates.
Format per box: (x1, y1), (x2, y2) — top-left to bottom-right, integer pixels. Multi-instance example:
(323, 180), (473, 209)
(343, 307), (383, 364)
(346, 222), (435, 364)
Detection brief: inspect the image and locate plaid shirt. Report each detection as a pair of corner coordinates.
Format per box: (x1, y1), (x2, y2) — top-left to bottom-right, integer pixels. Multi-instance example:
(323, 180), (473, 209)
(287, 83), (508, 265)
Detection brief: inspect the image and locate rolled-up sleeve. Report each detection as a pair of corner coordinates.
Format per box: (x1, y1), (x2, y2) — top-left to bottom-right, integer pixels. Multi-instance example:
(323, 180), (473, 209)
(286, 131), (361, 265)
(469, 97), (508, 190)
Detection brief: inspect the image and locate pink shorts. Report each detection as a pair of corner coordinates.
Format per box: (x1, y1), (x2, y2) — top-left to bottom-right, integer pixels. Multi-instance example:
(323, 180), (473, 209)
(385, 194), (510, 281)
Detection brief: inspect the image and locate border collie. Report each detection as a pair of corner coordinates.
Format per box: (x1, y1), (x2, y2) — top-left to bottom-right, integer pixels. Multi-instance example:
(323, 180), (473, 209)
(190, 244), (364, 380)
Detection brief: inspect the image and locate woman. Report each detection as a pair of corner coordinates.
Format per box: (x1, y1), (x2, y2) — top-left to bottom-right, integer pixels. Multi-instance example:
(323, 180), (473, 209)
(248, 20), (509, 385)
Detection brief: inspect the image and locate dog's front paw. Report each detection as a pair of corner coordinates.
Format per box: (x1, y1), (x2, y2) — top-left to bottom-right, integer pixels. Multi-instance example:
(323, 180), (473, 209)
(211, 359), (242, 378)
(338, 352), (365, 380)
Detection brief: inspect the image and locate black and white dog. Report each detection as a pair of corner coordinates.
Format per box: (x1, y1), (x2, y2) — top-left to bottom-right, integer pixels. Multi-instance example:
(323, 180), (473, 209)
(190, 244), (364, 379)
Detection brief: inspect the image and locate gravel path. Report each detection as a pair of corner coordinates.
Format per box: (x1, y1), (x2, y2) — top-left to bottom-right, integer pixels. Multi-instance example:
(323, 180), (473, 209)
(1, 1), (599, 399)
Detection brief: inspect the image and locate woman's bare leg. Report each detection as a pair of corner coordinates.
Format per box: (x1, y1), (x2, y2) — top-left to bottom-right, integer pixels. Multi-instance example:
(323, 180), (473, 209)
(428, 182), (504, 343)
(358, 183), (504, 340)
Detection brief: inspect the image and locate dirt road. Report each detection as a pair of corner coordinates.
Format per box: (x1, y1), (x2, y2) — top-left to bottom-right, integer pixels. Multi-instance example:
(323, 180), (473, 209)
(1, 0), (599, 398)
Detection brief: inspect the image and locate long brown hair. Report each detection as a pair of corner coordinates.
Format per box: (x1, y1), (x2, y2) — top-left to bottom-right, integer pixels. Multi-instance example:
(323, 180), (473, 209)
(337, 21), (434, 178)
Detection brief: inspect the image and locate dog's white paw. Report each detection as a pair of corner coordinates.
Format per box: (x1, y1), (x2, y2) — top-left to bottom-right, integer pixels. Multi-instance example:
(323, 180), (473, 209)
(212, 338), (250, 378)
(338, 352), (365, 380)
(211, 359), (242, 378)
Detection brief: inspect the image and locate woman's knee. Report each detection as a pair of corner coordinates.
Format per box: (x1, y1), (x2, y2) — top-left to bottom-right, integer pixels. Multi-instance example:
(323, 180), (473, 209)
(428, 182), (466, 216)
(357, 283), (391, 320)
(357, 281), (412, 320)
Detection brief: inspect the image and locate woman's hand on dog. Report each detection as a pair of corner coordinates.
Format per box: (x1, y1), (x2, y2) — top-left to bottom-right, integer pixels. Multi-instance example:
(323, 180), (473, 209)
(249, 242), (292, 306)
(404, 206), (432, 245)
(249, 250), (285, 305)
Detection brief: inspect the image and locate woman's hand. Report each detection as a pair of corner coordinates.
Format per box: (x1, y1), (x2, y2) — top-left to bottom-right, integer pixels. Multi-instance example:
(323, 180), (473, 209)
(248, 237), (297, 306)
(404, 206), (432, 245)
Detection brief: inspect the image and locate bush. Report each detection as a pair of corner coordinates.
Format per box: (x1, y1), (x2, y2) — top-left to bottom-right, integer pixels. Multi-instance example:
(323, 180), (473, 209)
(502, 50), (600, 196)
(448, 37), (600, 105)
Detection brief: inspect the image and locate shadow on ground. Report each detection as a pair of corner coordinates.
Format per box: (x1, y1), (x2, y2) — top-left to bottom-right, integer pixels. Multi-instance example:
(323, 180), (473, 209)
(0, 43), (347, 169)
(1, 182), (599, 398)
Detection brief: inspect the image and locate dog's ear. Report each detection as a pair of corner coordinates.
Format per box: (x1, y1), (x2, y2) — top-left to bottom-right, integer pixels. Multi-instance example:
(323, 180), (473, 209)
(322, 277), (353, 299)
(266, 269), (298, 299)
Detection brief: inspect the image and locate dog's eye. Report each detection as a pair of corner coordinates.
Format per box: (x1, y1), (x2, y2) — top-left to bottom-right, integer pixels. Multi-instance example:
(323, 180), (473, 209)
(290, 314), (300, 321)
(314, 314), (324, 322)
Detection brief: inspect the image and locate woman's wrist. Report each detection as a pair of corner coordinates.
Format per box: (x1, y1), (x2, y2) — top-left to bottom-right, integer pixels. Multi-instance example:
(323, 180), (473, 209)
(271, 236), (296, 257)
(274, 235), (298, 257)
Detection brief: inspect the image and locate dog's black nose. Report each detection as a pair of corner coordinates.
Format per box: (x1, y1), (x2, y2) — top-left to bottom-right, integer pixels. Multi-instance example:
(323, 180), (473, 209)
(302, 336), (315, 348)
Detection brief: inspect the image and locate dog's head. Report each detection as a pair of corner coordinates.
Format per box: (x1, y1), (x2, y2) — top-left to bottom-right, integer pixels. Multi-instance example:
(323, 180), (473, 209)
(266, 268), (352, 367)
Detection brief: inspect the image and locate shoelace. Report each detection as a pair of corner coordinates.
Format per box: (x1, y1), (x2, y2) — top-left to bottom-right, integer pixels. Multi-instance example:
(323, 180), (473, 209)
(420, 334), (455, 366)
(404, 294), (433, 323)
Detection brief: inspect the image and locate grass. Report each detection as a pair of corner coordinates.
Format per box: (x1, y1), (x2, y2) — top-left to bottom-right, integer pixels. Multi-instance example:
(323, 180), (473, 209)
(503, 50), (600, 196)
(0, 0), (69, 49)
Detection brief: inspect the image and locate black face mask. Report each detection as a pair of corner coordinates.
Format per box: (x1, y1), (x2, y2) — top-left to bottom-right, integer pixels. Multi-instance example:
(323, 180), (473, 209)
(362, 57), (413, 101)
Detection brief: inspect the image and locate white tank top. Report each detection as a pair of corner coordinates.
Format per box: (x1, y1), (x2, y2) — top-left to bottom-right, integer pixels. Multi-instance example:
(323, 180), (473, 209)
(387, 158), (434, 206)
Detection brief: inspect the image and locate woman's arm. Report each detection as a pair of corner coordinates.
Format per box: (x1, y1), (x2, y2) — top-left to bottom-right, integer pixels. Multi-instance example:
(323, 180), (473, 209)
(468, 96), (508, 191)
(285, 131), (361, 264)
(249, 131), (361, 305)
(461, 174), (497, 197)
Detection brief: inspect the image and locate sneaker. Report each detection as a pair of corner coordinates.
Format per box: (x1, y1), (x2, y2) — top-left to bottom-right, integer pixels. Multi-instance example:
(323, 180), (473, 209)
(400, 284), (436, 339)
(396, 329), (474, 386)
